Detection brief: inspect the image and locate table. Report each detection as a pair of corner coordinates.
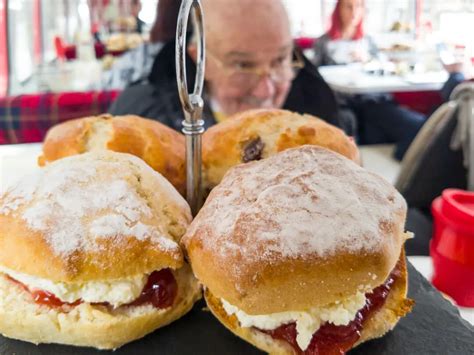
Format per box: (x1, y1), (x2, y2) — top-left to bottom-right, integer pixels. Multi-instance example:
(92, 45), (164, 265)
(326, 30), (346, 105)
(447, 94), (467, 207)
(9, 60), (103, 96)
(408, 255), (474, 325)
(318, 64), (448, 94)
(0, 143), (42, 192)
(1, 143), (473, 326)
(359, 144), (400, 185)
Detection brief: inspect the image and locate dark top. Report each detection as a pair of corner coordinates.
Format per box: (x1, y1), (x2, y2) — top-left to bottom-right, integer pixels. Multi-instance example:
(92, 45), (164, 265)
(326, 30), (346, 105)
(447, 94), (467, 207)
(313, 33), (379, 67)
(135, 17), (145, 34)
(109, 40), (342, 132)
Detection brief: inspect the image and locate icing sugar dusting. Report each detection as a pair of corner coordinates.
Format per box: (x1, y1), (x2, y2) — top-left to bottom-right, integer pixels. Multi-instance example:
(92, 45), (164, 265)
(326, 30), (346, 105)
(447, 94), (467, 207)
(0, 173), (41, 215)
(185, 146), (406, 264)
(1, 154), (179, 257)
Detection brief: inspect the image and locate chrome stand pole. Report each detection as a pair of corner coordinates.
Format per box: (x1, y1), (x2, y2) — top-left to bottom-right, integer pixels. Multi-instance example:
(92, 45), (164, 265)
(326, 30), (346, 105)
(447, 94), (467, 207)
(176, 0), (205, 216)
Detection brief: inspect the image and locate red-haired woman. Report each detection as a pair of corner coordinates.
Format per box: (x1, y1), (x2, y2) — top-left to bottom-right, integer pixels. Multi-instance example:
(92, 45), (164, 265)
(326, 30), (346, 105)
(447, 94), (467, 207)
(313, 0), (467, 161)
(313, 0), (432, 161)
(314, 0), (377, 66)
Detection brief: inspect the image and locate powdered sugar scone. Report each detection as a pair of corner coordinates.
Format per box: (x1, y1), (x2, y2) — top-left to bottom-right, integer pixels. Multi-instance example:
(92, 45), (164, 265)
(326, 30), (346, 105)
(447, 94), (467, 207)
(0, 151), (200, 349)
(38, 114), (187, 196)
(183, 146), (413, 354)
(202, 108), (360, 192)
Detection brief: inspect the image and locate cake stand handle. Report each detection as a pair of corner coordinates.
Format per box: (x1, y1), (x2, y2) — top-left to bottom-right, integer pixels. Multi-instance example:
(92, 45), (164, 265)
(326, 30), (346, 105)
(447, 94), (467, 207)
(176, 0), (205, 216)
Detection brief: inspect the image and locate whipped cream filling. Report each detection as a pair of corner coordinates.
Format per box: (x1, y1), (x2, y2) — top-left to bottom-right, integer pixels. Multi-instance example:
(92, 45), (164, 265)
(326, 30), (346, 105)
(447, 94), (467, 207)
(221, 292), (367, 351)
(0, 266), (148, 308)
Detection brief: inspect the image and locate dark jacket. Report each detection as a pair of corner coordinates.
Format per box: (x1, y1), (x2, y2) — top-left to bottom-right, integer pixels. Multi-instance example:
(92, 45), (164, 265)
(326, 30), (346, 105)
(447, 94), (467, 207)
(109, 40), (342, 132)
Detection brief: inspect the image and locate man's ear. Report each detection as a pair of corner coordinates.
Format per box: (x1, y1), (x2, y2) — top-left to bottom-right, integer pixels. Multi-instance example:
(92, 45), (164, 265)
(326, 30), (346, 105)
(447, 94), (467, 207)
(187, 44), (197, 63)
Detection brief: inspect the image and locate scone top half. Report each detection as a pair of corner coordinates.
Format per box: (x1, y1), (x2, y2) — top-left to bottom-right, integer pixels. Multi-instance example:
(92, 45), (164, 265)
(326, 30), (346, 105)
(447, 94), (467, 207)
(183, 146), (410, 353)
(202, 108), (360, 191)
(38, 114), (186, 196)
(0, 151), (191, 307)
(185, 146), (407, 312)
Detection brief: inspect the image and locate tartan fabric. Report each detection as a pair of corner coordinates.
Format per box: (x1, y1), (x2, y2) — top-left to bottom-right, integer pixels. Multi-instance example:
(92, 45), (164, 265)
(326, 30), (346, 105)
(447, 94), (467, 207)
(0, 91), (120, 144)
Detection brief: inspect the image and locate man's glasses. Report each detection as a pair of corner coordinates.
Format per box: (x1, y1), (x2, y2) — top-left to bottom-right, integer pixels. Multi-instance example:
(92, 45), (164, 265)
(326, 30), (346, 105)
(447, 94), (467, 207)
(207, 49), (304, 90)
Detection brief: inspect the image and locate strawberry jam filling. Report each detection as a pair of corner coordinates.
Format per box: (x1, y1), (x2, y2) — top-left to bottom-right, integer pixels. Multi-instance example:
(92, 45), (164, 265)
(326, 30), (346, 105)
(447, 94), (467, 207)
(6, 268), (177, 310)
(260, 263), (401, 355)
(128, 268), (178, 309)
(33, 289), (83, 307)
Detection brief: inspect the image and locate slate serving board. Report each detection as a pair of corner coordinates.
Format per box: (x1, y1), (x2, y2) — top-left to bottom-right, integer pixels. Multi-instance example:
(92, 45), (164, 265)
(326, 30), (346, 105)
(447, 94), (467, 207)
(1, 262), (473, 355)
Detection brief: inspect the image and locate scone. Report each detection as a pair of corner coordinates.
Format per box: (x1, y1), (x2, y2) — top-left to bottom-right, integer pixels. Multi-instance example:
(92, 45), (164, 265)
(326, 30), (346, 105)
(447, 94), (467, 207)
(202, 108), (360, 191)
(38, 114), (186, 196)
(183, 146), (413, 354)
(0, 151), (200, 349)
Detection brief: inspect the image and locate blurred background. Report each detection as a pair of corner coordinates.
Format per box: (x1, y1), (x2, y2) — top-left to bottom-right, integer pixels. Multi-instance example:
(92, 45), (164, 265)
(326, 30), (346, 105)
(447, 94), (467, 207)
(0, 0), (472, 96)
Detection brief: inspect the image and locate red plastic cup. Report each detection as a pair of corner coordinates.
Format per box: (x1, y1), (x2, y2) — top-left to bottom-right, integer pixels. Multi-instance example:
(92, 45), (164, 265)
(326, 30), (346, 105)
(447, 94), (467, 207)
(431, 189), (474, 307)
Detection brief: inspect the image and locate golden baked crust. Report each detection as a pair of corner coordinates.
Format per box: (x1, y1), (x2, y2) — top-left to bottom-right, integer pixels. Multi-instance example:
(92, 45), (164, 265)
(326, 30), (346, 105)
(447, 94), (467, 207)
(183, 146), (407, 314)
(0, 151), (192, 282)
(0, 264), (201, 350)
(202, 109), (360, 191)
(38, 114), (186, 196)
(355, 252), (414, 346)
(205, 255), (413, 354)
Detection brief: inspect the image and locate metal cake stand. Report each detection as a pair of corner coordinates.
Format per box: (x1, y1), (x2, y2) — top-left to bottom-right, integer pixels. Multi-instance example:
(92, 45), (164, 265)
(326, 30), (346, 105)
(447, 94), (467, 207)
(175, 0), (205, 216)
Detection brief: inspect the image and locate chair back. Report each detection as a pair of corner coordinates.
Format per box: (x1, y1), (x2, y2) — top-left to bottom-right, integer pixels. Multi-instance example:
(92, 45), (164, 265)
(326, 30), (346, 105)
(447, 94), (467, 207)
(449, 82), (474, 190)
(396, 82), (474, 208)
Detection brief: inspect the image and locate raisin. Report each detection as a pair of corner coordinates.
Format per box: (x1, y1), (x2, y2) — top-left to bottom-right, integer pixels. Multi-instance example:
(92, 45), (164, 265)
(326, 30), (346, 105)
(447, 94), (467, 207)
(241, 137), (265, 163)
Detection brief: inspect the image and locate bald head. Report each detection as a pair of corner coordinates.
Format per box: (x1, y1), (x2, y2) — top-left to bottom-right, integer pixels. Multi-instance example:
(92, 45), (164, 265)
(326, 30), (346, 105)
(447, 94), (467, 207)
(189, 0), (295, 117)
(202, 0), (291, 53)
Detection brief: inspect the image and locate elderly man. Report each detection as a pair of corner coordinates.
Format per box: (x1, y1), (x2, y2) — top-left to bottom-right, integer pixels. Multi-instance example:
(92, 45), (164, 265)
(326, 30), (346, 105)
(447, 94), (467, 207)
(109, 0), (345, 132)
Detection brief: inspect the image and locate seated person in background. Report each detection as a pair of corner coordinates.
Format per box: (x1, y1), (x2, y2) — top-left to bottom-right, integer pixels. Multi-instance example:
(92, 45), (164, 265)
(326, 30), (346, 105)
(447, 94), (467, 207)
(101, 0), (181, 90)
(440, 61), (470, 101)
(313, 0), (377, 67)
(313, 0), (466, 160)
(109, 0), (347, 134)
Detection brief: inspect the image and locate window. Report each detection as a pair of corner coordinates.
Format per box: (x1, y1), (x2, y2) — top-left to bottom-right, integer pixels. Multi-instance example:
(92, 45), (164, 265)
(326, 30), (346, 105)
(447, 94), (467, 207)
(283, 0), (323, 37)
(0, 0), (8, 96)
(41, 0), (67, 62)
(422, 0), (474, 47)
(8, 0), (35, 92)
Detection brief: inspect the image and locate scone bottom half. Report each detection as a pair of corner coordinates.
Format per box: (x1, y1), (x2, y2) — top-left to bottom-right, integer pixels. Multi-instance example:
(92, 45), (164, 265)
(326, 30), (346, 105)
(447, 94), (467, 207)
(0, 151), (201, 349)
(184, 146), (414, 354)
